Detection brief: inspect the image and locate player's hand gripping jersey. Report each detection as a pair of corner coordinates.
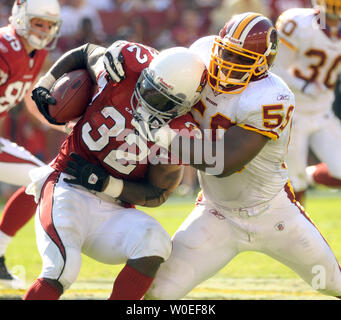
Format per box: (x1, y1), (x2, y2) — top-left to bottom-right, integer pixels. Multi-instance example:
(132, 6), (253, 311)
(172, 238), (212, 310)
(190, 36), (295, 209)
(0, 25), (47, 115)
(51, 42), (199, 182)
(275, 8), (341, 114)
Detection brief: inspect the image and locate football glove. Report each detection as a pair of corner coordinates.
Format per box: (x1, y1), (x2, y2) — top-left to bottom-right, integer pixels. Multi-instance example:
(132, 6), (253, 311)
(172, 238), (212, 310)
(103, 40), (127, 83)
(31, 87), (66, 125)
(64, 153), (109, 192)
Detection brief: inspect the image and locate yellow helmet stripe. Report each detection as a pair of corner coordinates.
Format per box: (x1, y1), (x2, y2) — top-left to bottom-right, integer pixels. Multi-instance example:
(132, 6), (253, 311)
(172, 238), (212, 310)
(232, 13), (262, 40)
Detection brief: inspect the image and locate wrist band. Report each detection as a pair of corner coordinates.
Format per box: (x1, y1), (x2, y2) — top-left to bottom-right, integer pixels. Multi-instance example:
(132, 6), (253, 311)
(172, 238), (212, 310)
(103, 176), (124, 198)
(35, 73), (56, 90)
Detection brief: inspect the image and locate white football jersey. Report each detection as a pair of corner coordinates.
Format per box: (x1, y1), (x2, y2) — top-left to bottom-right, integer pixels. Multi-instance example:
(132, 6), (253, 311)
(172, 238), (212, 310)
(190, 36), (296, 209)
(274, 8), (341, 114)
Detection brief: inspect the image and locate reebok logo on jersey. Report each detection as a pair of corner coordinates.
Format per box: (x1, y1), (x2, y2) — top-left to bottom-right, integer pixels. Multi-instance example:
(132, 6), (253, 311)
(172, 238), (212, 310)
(277, 94), (290, 101)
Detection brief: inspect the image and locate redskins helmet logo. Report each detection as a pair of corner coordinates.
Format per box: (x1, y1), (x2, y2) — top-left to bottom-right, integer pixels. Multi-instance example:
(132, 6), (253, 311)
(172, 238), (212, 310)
(267, 27), (279, 55)
(196, 69), (208, 93)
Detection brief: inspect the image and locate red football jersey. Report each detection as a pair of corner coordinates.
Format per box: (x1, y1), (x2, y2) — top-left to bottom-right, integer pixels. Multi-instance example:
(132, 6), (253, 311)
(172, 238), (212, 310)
(51, 42), (199, 181)
(0, 25), (47, 116)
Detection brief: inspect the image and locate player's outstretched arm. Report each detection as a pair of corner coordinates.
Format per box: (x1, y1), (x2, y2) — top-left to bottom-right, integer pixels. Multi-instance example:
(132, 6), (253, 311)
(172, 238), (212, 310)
(173, 125), (268, 177)
(133, 116), (268, 178)
(141, 123), (268, 178)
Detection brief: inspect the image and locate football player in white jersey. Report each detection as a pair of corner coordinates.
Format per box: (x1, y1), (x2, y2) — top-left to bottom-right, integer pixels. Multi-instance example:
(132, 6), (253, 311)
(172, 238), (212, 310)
(273, 0), (341, 204)
(132, 12), (341, 299)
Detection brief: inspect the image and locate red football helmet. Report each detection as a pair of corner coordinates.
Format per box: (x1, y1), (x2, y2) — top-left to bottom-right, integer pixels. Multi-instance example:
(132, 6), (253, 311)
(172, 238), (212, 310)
(208, 12), (279, 94)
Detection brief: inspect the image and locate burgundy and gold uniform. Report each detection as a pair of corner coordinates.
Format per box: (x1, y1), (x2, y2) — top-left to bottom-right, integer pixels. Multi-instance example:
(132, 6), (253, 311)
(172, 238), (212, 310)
(146, 13), (341, 300)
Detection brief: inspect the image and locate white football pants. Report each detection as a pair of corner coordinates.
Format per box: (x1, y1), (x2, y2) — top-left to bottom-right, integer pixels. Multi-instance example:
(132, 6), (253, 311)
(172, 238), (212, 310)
(146, 185), (341, 299)
(34, 170), (172, 290)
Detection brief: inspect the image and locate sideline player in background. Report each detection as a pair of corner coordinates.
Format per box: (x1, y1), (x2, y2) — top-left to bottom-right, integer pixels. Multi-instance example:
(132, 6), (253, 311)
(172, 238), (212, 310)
(23, 42), (206, 299)
(0, 0), (61, 288)
(273, 0), (341, 204)
(135, 12), (341, 299)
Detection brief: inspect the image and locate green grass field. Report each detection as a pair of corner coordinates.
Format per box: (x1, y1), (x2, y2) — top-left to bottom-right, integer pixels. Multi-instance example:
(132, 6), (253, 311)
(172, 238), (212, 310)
(0, 188), (341, 300)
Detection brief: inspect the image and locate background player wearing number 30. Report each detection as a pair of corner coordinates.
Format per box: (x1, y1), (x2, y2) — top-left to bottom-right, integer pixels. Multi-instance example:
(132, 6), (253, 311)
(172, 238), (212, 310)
(0, 0), (61, 288)
(273, 0), (341, 204)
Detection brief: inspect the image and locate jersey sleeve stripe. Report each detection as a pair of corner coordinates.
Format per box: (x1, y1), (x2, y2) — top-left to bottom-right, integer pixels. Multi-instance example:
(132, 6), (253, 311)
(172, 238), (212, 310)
(237, 123), (279, 140)
(279, 37), (298, 52)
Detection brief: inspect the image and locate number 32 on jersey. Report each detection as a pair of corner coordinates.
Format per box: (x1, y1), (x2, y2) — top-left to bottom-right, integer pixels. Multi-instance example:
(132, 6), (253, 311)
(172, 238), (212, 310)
(82, 106), (150, 175)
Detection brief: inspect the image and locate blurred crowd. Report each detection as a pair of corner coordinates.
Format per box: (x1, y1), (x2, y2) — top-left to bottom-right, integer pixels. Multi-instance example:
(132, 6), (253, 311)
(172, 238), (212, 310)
(0, 0), (311, 200)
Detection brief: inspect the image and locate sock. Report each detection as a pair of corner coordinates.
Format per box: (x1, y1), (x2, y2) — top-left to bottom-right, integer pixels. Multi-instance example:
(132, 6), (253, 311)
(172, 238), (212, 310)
(310, 163), (341, 188)
(108, 265), (154, 300)
(23, 278), (61, 300)
(0, 186), (37, 237)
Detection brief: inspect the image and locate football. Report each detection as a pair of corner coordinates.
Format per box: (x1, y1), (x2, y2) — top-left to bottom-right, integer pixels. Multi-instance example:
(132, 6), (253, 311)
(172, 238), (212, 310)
(48, 69), (94, 123)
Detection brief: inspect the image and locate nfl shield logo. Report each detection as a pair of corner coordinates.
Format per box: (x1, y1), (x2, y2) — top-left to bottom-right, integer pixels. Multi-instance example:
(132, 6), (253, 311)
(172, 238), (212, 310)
(88, 173), (98, 185)
(275, 222), (285, 231)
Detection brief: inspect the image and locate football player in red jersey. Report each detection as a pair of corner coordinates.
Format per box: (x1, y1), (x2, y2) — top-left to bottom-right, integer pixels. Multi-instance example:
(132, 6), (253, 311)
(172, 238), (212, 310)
(0, 0), (61, 288)
(23, 42), (206, 300)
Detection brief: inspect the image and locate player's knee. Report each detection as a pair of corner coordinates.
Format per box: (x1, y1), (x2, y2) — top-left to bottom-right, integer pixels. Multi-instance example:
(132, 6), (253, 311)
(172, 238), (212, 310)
(130, 224), (172, 261)
(40, 246), (81, 291)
